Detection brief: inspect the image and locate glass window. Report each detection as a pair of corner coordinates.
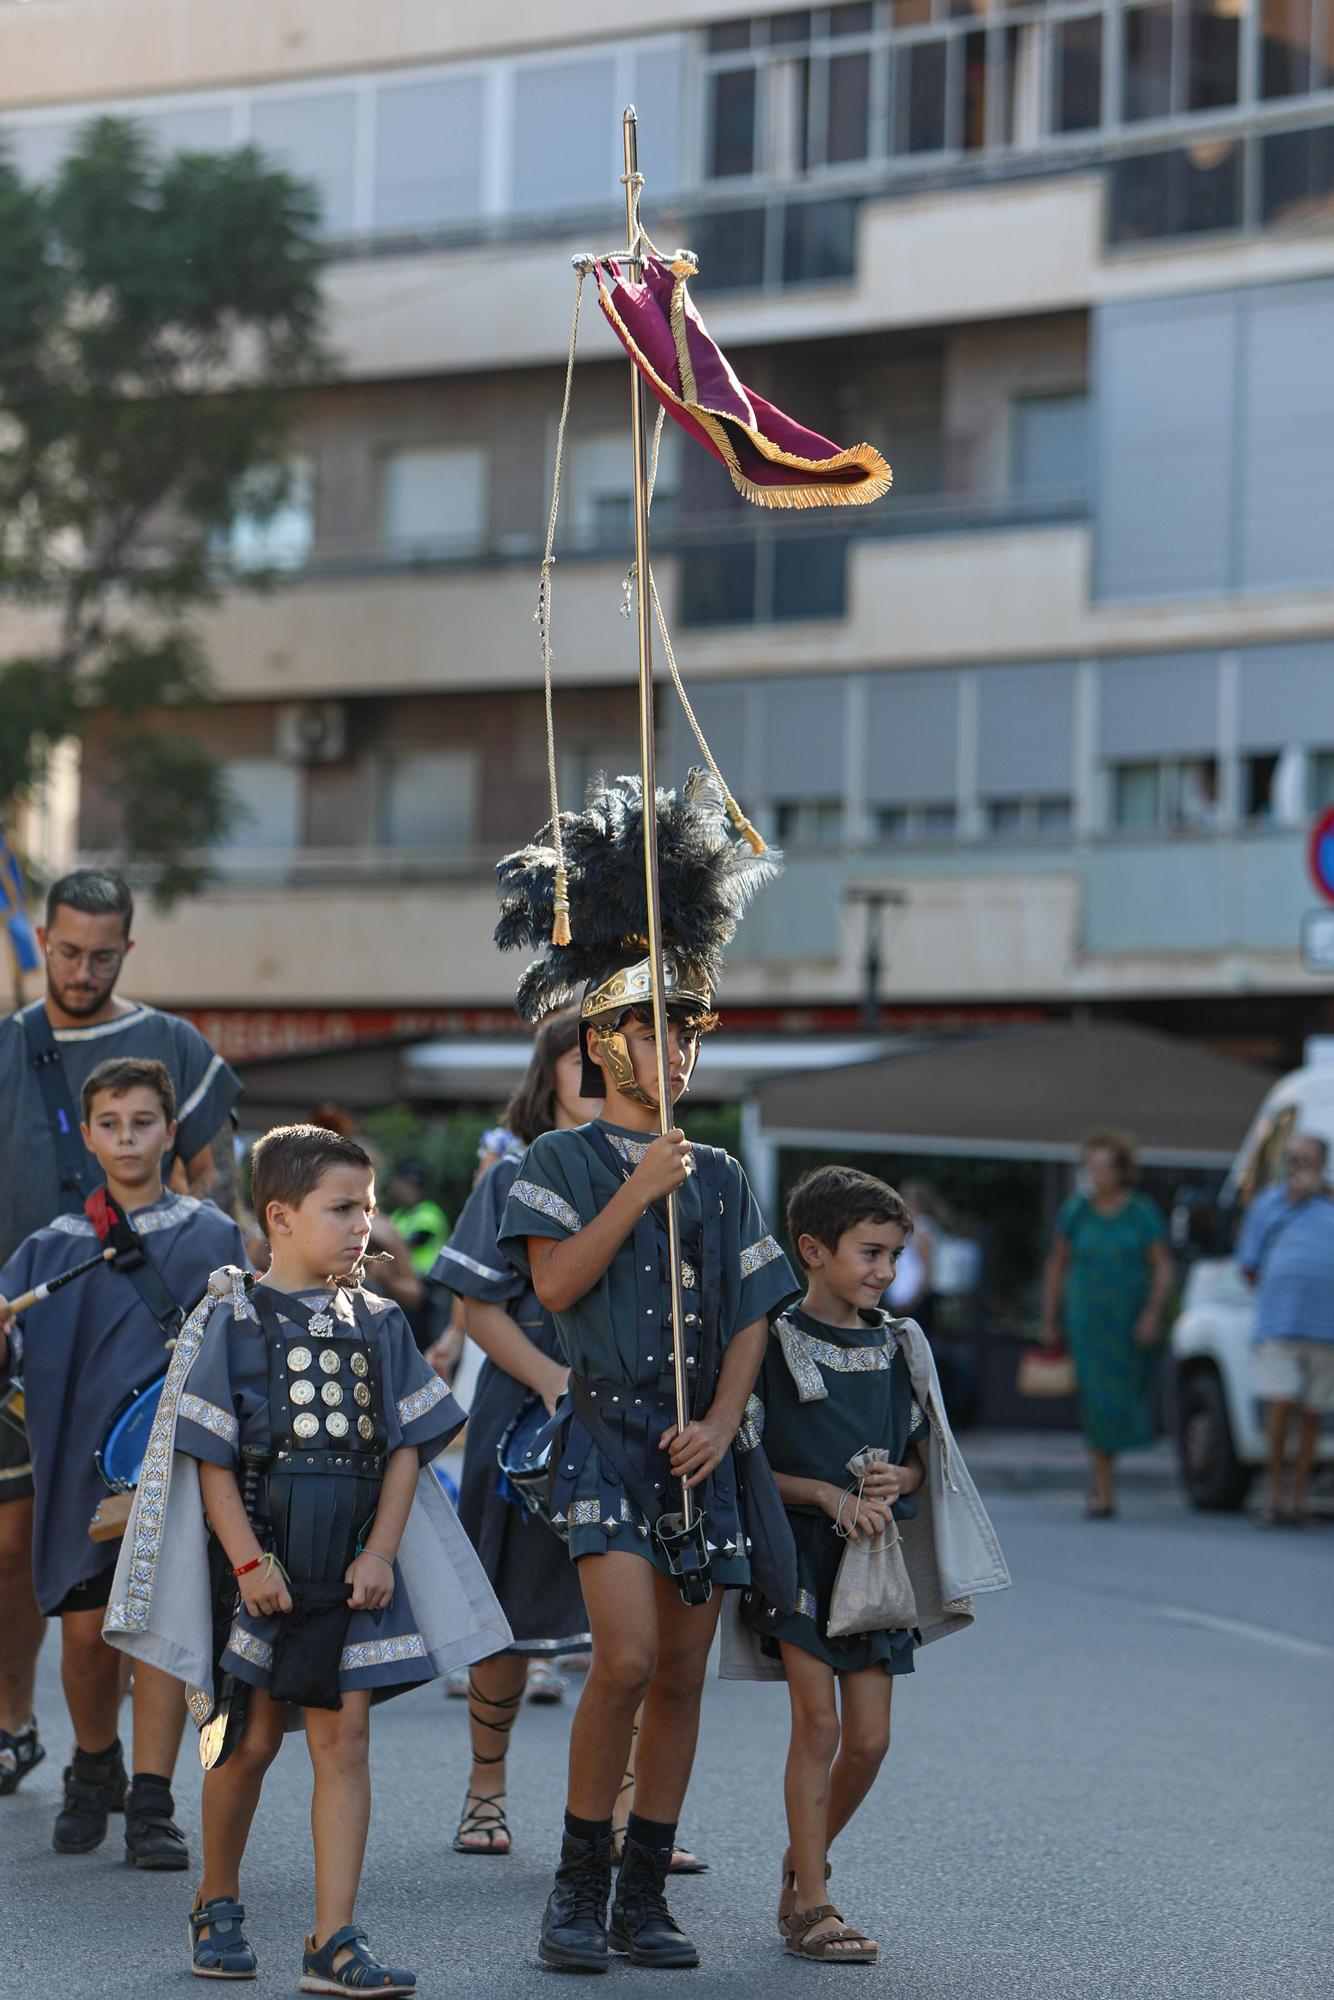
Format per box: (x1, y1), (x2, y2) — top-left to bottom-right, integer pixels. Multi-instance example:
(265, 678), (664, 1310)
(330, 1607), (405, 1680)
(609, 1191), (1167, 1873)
(772, 534), (847, 619)
(895, 39), (949, 154)
(998, 24), (1046, 149)
(774, 798), (843, 848)
(986, 796), (1075, 838)
(1261, 122), (1334, 228)
(768, 54), (812, 173)
(830, 3), (874, 33)
(569, 431), (679, 549)
(961, 30), (988, 152)
(1186, 0), (1240, 112)
(690, 205), (768, 289)
(988, 799), (1026, 836)
(511, 60), (616, 213)
(1243, 752), (1281, 822)
(770, 11), (813, 45)
(1111, 762), (1162, 830)
(135, 105), (233, 158)
(709, 66), (759, 177)
(1261, 0), (1315, 97)
(378, 445), (488, 557)
(708, 22), (752, 53)
(251, 92), (358, 235)
(1108, 141), (1242, 244)
(1122, 5), (1174, 123)
(1052, 15), (1103, 135)
(1037, 796), (1074, 836)
(225, 461), (315, 574)
(1011, 393), (1090, 501)
(217, 760), (302, 854)
(680, 540), (759, 626)
(921, 802), (958, 839)
(874, 803), (956, 843)
(890, 0), (933, 22)
(374, 75), (484, 230)
(1312, 750), (1334, 812)
(781, 195), (859, 281)
(379, 752), (476, 851)
(877, 806), (911, 842)
(826, 50), (872, 162)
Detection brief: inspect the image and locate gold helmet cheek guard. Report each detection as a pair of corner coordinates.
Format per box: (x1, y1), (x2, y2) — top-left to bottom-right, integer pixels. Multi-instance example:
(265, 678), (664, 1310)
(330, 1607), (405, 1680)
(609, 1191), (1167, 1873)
(580, 952), (711, 1110)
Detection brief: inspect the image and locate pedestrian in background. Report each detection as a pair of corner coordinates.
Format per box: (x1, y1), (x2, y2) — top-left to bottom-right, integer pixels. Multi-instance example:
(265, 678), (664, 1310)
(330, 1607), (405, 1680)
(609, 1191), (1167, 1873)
(1235, 1133), (1334, 1528)
(1041, 1130), (1173, 1519)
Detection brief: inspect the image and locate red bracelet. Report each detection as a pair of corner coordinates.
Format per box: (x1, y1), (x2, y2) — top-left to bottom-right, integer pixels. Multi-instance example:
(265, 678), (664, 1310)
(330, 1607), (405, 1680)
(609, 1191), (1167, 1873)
(232, 1556), (262, 1577)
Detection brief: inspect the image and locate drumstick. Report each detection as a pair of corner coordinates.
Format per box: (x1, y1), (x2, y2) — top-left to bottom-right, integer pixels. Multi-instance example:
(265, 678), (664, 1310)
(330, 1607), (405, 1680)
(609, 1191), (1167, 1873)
(4, 1246), (117, 1315)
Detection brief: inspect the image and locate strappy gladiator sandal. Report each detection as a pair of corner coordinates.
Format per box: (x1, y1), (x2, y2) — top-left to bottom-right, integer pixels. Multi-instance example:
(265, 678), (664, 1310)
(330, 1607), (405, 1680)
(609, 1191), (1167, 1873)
(189, 1894), (258, 1981)
(452, 1677), (521, 1855)
(299, 1925), (414, 1996)
(782, 1903), (877, 1964)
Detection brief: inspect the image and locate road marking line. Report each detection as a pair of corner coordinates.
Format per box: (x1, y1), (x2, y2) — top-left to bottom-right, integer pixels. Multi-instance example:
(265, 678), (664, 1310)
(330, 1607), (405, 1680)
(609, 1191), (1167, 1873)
(1156, 1606), (1334, 1660)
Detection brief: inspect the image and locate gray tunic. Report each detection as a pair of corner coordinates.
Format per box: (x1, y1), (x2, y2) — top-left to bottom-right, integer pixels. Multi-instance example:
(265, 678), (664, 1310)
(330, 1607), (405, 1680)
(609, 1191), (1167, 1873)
(0, 1000), (241, 1260)
(0, 1192), (245, 1612)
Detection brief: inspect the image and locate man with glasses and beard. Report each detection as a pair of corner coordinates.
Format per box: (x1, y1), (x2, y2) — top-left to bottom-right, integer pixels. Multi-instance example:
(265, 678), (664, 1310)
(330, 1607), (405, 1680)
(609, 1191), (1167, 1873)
(0, 868), (241, 1797)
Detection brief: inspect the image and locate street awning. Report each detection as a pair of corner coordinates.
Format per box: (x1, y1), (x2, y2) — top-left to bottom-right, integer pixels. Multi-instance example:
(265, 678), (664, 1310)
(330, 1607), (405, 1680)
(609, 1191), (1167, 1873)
(753, 1021), (1277, 1167)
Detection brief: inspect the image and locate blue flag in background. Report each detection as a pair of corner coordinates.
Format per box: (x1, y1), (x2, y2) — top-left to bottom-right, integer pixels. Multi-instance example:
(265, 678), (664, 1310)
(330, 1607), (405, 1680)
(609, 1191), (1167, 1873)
(0, 833), (41, 976)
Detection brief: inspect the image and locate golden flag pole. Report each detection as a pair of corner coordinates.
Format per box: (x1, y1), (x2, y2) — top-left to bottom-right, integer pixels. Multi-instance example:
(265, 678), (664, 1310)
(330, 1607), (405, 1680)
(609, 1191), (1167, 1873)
(619, 106), (705, 1592)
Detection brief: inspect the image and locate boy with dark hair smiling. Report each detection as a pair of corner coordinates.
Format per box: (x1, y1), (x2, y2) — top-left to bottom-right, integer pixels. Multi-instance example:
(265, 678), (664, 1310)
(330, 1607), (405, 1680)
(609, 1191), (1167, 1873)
(735, 1165), (1009, 1964)
(0, 1056), (244, 1867)
(103, 1121), (509, 1992)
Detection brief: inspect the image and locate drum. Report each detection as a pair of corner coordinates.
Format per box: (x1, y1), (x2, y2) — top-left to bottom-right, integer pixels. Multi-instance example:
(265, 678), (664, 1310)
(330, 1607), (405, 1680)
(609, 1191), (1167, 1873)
(90, 1372), (167, 1542)
(496, 1393), (568, 1540)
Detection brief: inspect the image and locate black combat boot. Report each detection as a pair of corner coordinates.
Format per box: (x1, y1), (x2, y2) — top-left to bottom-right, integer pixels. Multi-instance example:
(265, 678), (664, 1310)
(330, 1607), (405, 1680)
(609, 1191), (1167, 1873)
(124, 1773), (189, 1870)
(609, 1830), (700, 1969)
(538, 1828), (614, 1973)
(52, 1738), (127, 1854)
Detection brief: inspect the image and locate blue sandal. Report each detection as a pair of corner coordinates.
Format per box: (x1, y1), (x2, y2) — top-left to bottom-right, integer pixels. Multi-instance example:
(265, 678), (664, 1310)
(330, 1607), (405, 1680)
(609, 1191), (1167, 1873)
(190, 1895), (258, 1980)
(300, 1926), (416, 1996)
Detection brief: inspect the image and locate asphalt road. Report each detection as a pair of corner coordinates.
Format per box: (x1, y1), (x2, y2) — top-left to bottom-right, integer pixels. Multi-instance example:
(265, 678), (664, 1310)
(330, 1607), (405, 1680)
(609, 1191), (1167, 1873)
(5, 1483), (1332, 2000)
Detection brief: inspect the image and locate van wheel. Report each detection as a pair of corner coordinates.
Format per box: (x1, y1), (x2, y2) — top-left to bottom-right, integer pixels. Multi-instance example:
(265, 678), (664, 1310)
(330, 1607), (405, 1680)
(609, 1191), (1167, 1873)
(1177, 1367), (1252, 1511)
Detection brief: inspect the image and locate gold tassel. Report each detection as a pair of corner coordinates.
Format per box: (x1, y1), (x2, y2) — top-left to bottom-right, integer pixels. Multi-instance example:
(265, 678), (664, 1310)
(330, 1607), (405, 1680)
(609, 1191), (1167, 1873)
(552, 863), (572, 947)
(725, 796), (766, 855)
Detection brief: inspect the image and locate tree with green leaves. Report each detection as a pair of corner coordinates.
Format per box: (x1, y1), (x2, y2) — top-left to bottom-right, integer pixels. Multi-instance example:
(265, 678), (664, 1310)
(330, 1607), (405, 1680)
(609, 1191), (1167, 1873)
(0, 116), (326, 905)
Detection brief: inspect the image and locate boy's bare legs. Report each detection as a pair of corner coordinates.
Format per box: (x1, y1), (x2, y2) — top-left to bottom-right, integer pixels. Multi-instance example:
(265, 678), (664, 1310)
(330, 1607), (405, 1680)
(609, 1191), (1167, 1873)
(0, 1497), (44, 1740)
(826, 1668), (893, 1842)
(1264, 1398), (1296, 1514)
(624, 1569), (722, 1823)
(130, 1659), (187, 1778)
(779, 1644), (879, 1955)
(199, 1691), (286, 1903)
(566, 1553), (658, 1818)
(455, 1651), (527, 1851)
(59, 1607), (121, 1751)
(1290, 1407), (1321, 1517)
(307, 1690), (373, 1968)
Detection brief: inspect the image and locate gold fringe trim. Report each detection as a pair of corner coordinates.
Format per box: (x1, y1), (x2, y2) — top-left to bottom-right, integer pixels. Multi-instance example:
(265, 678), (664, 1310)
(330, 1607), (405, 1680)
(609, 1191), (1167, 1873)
(597, 276), (892, 510)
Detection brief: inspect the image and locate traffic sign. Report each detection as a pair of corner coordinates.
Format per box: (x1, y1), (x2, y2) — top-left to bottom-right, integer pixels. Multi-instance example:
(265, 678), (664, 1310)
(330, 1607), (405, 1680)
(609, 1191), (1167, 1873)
(1301, 908), (1334, 974)
(1308, 806), (1334, 904)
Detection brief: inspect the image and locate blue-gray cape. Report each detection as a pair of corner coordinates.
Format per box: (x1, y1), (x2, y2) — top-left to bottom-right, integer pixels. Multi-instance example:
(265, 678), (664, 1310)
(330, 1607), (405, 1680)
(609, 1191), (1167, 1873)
(0, 1192), (245, 1613)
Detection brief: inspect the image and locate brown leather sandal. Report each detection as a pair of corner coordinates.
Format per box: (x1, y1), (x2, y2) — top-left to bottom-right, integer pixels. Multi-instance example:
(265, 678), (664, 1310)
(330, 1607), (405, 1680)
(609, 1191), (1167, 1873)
(782, 1904), (877, 1963)
(778, 1860), (830, 1933)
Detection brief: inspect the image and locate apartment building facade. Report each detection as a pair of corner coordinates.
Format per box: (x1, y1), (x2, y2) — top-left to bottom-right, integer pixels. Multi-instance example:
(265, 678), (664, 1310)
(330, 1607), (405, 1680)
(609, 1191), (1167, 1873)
(4, 0), (1334, 1093)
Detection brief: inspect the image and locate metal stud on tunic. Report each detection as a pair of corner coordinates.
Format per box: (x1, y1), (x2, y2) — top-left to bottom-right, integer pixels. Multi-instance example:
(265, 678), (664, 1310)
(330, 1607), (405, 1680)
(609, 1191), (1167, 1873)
(286, 1345), (312, 1373)
(326, 1411), (349, 1439)
(290, 1379), (316, 1406)
(353, 1382), (371, 1408)
(357, 1414), (374, 1441)
(350, 1351), (369, 1379)
(319, 1349), (341, 1375)
(321, 1381), (343, 1407)
(293, 1412), (320, 1441)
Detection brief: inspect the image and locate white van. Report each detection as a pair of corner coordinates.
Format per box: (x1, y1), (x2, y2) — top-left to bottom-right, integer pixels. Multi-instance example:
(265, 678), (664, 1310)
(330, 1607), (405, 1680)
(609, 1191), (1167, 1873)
(1172, 1061), (1334, 1508)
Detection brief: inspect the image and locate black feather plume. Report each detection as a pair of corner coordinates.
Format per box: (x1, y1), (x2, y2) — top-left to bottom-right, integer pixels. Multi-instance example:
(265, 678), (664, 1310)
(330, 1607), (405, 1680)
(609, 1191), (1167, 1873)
(496, 770), (781, 1021)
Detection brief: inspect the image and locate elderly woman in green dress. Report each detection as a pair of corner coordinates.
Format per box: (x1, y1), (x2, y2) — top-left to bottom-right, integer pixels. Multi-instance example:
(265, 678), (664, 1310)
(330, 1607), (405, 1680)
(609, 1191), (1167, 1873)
(1041, 1130), (1174, 1519)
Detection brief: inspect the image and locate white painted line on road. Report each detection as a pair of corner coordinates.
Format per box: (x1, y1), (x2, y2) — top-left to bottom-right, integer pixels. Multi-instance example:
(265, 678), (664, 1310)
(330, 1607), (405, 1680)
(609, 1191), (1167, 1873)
(1156, 1606), (1334, 1660)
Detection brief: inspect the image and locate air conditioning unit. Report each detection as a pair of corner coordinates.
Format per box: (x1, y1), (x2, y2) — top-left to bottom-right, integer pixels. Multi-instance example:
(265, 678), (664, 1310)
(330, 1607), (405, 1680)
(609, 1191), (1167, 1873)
(275, 700), (348, 764)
